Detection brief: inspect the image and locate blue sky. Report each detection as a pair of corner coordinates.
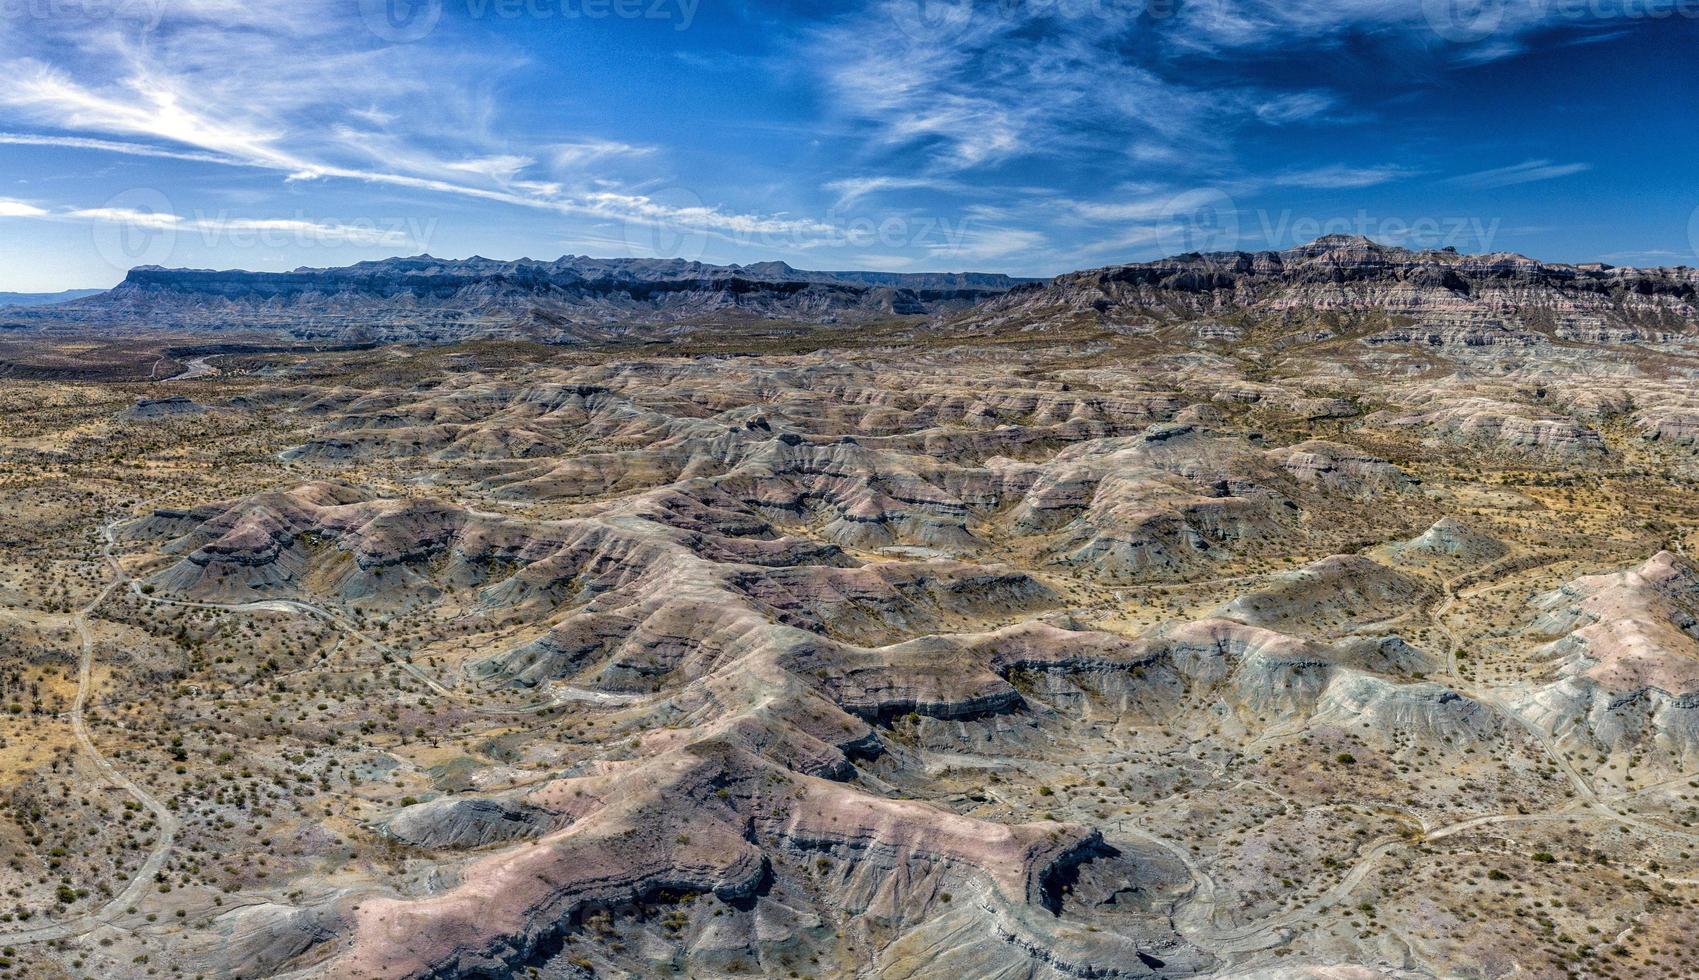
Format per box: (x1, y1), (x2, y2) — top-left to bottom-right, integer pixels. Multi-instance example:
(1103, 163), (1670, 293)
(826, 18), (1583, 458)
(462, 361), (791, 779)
(1, 0), (1697, 290)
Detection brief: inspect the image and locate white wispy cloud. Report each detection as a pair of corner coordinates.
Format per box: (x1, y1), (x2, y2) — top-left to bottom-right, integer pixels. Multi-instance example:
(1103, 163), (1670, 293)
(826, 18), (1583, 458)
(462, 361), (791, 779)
(824, 176), (964, 209)
(944, 226), (1048, 263)
(0, 197), (50, 218)
(804, 2), (1417, 181)
(1068, 189), (1213, 225)
(804, 0), (1631, 186)
(1449, 159), (1593, 189)
(550, 140), (656, 169)
(1253, 92), (1341, 125)
(0, 132), (240, 166)
(0, 66), (821, 247)
(0, 0), (833, 253)
(0, 0), (1630, 277)
(441, 155), (538, 183)
(1169, 0), (1567, 61)
(67, 206), (183, 230)
(1065, 164), (1413, 227)
(7, 201), (425, 247)
(1273, 164), (1418, 189)
(813, 6), (1224, 173)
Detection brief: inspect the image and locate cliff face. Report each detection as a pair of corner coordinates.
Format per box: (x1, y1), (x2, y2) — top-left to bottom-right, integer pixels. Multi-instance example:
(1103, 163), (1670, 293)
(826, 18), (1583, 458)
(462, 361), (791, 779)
(971, 235), (1699, 333)
(35, 255), (1035, 342)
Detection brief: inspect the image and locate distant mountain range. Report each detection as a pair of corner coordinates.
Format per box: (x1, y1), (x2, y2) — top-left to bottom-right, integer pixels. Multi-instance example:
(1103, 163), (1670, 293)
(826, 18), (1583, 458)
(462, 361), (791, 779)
(0, 288), (106, 308)
(6, 255), (1038, 343)
(8, 238), (1698, 345)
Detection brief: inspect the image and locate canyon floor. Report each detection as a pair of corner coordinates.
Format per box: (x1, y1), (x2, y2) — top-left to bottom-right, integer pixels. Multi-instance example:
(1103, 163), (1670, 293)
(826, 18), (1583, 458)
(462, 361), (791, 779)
(5, 315), (1699, 979)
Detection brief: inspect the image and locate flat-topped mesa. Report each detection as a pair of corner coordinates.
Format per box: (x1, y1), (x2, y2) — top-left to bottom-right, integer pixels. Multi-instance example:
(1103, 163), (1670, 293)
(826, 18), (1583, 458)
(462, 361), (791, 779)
(25, 254), (1040, 342)
(968, 236), (1699, 331)
(110, 256), (1026, 308)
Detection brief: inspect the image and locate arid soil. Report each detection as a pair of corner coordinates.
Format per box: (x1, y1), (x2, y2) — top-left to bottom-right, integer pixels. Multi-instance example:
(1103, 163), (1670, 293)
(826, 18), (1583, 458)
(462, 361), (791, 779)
(5, 307), (1699, 979)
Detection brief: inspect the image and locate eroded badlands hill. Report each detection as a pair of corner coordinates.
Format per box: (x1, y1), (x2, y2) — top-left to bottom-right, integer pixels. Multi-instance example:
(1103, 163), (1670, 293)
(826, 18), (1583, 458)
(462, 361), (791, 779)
(6, 289), (1699, 978)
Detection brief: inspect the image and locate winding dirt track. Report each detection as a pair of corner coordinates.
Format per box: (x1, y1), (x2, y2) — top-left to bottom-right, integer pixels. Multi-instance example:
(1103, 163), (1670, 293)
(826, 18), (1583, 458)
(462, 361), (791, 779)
(0, 516), (180, 946)
(118, 583), (645, 714)
(0, 505), (592, 949)
(1134, 548), (1699, 967)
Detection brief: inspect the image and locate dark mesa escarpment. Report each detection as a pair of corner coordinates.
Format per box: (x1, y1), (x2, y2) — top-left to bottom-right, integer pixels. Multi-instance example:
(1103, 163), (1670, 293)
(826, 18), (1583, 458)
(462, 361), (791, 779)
(6, 240), (1699, 978)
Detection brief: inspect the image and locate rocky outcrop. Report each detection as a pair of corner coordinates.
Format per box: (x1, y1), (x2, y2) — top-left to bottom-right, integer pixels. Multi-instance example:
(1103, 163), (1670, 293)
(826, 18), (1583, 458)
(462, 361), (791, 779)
(121, 395), (206, 421)
(1372, 397), (1608, 461)
(1270, 440), (1411, 497)
(385, 797), (557, 850)
(193, 903), (346, 979)
(1387, 517), (1508, 566)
